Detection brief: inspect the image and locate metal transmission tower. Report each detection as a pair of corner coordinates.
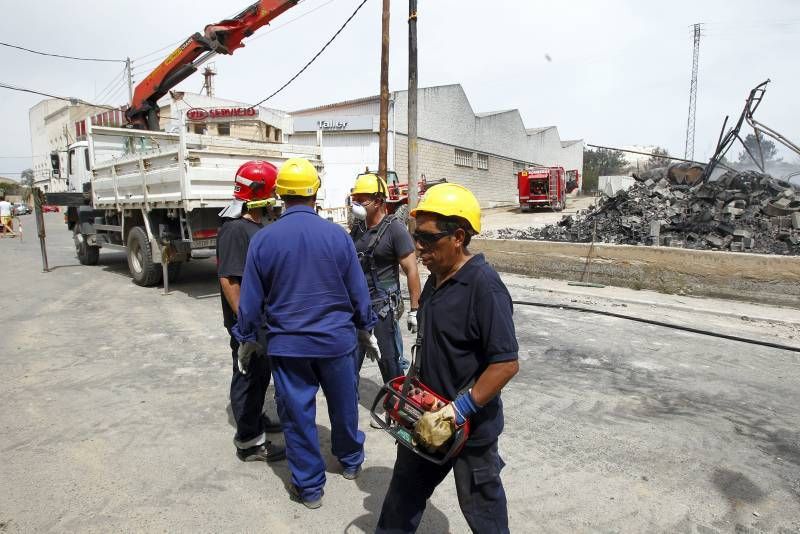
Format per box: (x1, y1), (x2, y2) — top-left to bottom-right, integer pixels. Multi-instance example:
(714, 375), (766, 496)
(201, 63), (217, 97)
(684, 23), (702, 160)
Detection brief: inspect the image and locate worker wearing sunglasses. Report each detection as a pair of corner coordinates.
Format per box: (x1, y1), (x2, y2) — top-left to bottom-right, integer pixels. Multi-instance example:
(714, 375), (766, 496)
(377, 183), (519, 534)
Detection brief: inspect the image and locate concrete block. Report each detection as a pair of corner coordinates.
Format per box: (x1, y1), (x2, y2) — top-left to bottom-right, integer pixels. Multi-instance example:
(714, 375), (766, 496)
(792, 212), (800, 229)
(743, 237), (754, 249)
(705, 233), (724, 248)
(733, 228), (753, 239)
(730, 241), (744, 252)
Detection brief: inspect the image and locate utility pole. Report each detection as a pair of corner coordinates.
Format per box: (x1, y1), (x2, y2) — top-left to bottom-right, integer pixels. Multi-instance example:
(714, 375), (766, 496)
(684, 23), (701, 160)
(407, 0), (419, 228)
(125, 57), (134, 105)
(378, 0), (390, 180)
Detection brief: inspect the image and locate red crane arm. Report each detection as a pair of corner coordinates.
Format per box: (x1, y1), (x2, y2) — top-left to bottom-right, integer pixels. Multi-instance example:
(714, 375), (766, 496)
(127, 0), (299, 130)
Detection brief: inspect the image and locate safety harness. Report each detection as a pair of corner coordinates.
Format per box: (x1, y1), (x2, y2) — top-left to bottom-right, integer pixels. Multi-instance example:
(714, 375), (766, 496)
(351, 214), (403, 319)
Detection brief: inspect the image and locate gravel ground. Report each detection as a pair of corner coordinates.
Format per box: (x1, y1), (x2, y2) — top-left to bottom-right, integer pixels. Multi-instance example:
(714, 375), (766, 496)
(1, 213), (798, 533)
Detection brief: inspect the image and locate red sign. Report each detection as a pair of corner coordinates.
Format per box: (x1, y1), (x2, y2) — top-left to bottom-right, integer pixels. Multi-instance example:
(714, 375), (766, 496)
(186, 107), (257, 121)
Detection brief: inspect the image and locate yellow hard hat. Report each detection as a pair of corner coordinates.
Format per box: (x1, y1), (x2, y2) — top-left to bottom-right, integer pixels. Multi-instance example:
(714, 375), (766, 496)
(351, 173), (388, 197)
(275, 158), (320, 197)
(411, 183), (481, 233)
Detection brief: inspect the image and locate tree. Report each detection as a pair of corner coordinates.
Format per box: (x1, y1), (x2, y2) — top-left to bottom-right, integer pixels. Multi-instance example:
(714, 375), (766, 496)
(643, 147), (670, 170)
(583, 148), (627, 192)
(20, 168), (34, 187)
(738, 133), (779, 166)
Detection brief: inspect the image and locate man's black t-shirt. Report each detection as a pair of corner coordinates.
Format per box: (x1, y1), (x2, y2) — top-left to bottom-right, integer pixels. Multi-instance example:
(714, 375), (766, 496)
(217, 217), (263, 329)
(417, 254), (519, 447)
(351, 216), (415, 294)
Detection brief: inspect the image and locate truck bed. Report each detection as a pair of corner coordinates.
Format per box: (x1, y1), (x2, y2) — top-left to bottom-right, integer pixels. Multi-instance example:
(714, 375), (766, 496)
(88, 125), (321, 212)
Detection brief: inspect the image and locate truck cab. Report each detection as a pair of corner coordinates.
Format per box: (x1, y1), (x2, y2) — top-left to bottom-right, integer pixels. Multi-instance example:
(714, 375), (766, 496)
(65, 142), (92, 192)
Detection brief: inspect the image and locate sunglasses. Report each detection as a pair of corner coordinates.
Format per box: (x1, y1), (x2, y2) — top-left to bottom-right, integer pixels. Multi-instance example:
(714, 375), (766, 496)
(412, 230), (452, 246)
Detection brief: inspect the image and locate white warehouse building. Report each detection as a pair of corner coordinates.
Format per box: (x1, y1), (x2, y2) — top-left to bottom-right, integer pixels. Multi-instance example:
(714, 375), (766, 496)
(289, 84), (584, 209)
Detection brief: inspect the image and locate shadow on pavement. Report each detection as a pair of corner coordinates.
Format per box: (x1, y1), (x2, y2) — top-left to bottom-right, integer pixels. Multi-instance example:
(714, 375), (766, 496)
(98, 252), (221, 300)
(344, 464), (451, 534)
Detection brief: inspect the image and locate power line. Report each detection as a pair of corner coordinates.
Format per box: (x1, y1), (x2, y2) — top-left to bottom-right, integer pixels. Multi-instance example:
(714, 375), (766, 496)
(0, 41), (124, 63)
(251, 0), (370, 107)
(0, 81), (120, 111)
(250, 0), (338, 42)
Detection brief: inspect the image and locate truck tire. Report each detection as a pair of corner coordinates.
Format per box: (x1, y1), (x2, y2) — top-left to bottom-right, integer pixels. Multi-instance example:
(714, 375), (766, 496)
(553, 201), (564, 212)
(73, 226), (100, 266)
(127, 227), (162, 287)
(394, 204), (410, 225)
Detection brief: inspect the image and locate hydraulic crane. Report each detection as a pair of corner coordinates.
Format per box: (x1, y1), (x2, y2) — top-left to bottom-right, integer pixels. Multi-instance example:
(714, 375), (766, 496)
(126, 0), (299, 130)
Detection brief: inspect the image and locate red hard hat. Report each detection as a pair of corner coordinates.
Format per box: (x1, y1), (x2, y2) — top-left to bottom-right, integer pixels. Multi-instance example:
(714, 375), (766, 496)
(233, 161), (278, 202)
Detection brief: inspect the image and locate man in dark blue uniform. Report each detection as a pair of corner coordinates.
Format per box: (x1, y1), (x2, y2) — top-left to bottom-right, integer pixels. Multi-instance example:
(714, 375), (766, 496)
(376, 183), (519, 533)
(234, 158), (379, 510)
(218, 161), (285, 463)
(349, 173), (420, 385)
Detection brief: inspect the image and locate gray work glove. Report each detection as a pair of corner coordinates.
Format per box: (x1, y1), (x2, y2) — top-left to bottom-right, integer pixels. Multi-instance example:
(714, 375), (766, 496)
(358, 330), (382, 362)
(237, 341), (262, 375)
(407, 310), (418, 333)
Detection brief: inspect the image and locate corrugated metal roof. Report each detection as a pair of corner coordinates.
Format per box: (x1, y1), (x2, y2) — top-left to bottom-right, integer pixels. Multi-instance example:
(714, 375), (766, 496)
(476, 110), (514, 117)
(526, 126), (556, 135)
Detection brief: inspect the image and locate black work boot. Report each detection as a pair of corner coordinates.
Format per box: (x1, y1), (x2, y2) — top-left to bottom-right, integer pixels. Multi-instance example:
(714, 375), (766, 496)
(236, 442), (286, 463)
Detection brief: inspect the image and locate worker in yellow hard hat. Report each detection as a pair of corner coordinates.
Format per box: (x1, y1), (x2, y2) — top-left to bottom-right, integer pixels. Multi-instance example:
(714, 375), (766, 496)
(234, 157), (378, 509)
(376, 183), (519, 533)
(349, 173), (421, 397)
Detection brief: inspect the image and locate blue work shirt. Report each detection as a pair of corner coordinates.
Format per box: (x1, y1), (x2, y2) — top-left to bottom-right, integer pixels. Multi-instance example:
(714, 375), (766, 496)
(417, 254), (519, 447)
(233, 205), (377, 358)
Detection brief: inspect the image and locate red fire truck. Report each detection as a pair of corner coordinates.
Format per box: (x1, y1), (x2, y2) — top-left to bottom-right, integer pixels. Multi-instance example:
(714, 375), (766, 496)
(517, 166), (567, 212)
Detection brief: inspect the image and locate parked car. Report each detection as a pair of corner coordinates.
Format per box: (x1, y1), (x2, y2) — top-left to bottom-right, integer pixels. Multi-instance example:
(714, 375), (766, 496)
(41, 205), (60, 213)
(13, 203), (32, 215)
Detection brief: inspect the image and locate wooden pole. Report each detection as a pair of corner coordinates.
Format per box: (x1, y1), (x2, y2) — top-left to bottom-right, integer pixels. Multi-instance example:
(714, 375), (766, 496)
(407, 0), (419, 229)
(378, 0), (390, 180)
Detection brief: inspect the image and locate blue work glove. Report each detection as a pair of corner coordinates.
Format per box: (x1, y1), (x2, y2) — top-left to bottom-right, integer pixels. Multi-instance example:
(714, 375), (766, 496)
(451, 391), (480, 426)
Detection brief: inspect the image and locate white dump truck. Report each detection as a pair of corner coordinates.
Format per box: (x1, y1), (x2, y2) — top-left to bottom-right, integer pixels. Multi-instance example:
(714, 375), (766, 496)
(48, 119), (322, 287)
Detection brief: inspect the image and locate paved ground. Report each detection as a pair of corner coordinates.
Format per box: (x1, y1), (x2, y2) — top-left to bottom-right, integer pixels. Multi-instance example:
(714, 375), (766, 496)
(1, 213), (799, 533)
(481, 195), (598, 234)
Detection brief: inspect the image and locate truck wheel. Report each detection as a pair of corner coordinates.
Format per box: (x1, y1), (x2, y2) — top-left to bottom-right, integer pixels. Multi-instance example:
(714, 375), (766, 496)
(553, 201), (564, 212)
(394, 204), (410, 225)
(73, 226), (100, 266)
(127, 227), (162, 287)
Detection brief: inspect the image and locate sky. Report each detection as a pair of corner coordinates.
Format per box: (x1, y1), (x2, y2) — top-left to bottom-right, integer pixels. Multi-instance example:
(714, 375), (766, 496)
(1, 0), (799, 181)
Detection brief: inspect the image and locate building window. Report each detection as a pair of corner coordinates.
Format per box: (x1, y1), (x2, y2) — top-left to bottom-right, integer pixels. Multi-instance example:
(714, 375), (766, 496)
(193, 123), (206, 135)
(454, 149), (473, 168)
(477, 153), (489, 170)
(218, 122), (231, 136)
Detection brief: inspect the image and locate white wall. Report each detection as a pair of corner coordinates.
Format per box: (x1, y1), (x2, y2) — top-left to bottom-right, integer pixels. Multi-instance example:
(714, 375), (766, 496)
(290, 132), (381, 209)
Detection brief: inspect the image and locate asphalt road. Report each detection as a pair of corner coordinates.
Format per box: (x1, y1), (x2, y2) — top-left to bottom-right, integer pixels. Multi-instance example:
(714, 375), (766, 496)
(1, 213), (799, 533)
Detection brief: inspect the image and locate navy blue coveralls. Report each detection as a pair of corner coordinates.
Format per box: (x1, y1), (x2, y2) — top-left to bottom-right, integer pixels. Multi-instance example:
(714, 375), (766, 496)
(233, 205), (377, 502)
(376, 254), (519, 534)
(217, 217), (270, 450)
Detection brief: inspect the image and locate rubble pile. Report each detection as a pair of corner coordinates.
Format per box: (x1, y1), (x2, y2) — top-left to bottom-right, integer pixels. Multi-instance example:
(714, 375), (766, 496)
(490, 169), (800, 255)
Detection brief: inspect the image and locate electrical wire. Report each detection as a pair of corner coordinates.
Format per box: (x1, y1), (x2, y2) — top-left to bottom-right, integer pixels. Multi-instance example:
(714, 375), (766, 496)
(510, 300), (800, 353)
(133, 39), (185, 63)
(0, 81), (119, 111)
(0, 41), (124, 63)
(95, 68), (127, 102)
(250, 0), (338, 41)
(250, 0), (370, 108)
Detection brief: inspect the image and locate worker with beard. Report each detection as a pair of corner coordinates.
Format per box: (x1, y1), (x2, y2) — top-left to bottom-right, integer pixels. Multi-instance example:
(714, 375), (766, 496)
(349, 173), (421, 389)
(217, 161), (285, 463)
(234, 158), (379, 509)
(376, 183), (519, 534)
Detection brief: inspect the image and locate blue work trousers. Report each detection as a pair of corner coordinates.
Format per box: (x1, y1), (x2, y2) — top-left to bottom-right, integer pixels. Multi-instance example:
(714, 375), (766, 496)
(228, 328), (271, 448)
(376, 441), (509, 534)
(357, 311), (403, 384)
(271, 351), (365, 501)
